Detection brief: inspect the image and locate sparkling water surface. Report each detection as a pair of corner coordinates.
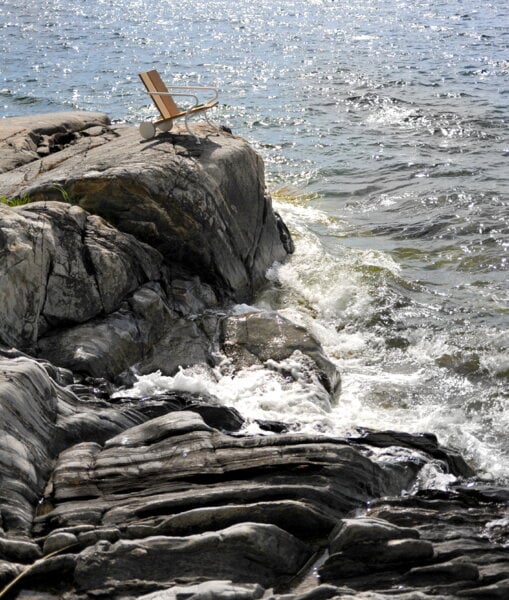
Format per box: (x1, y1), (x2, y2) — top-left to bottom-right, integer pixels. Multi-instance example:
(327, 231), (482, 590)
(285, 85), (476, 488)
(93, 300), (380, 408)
(1, 0), (508, 482)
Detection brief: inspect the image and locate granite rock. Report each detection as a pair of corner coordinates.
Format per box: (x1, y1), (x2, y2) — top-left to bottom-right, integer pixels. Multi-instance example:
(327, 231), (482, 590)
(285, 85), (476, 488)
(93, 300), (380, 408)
(0, 116), (291, 304)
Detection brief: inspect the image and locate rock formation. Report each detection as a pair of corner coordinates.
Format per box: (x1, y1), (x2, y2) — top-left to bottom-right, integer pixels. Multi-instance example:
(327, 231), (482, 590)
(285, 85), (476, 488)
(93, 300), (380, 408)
(0, 113), (507, 600)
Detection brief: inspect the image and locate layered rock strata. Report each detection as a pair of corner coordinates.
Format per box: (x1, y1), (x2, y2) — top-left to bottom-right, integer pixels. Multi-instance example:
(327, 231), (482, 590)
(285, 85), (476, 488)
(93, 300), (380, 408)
(2, 355), (496, 600)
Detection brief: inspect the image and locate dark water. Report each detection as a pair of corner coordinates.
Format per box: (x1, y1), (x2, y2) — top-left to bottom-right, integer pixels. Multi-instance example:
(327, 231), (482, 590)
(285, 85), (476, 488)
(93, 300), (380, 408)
(1, 0), (508, 482)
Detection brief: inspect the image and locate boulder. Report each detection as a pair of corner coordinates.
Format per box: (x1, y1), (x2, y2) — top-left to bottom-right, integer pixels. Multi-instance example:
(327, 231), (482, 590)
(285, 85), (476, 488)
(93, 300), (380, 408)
(221, 310), (341, 402)
(1, 117), (292, 304)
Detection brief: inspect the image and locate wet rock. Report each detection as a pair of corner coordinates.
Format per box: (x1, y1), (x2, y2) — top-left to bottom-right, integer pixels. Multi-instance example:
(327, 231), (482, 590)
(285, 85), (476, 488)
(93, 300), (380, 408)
(117, 500), (334, 542)
(111, 392), (246, 433)
(1, 358), (219, 534)
(293, 585), (343, 600)
(221, 310), (340, 401)
(45, 420), (408, 509)
(2, 352), (507, 599)
(348, 429), (476, 478)
(77, 527), (120, 548)
(24, 552), (77, 579)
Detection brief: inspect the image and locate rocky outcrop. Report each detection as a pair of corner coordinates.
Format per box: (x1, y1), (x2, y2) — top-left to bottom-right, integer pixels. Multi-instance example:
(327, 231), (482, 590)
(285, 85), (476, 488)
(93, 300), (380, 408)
(1, 113), (507, 600)
(0, 112), (306, 382)
(0, 113), (292, 304)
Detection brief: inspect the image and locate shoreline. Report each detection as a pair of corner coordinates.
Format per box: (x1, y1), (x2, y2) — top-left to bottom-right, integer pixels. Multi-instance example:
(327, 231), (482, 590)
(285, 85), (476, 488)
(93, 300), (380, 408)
(0, 111), (508, 600)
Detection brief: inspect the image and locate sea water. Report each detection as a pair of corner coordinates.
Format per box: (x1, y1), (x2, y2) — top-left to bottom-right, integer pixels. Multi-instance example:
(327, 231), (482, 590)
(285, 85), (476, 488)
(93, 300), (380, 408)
(1, 0), (507, 482)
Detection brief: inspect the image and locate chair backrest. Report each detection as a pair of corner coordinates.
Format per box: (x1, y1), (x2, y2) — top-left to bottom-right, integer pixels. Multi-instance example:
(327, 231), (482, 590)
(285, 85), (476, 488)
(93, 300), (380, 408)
(139, 70), (180, 119)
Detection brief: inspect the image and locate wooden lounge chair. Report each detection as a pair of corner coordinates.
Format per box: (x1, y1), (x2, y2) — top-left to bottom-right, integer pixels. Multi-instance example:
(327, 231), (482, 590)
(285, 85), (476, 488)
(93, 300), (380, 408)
(138, 69), (219, 142)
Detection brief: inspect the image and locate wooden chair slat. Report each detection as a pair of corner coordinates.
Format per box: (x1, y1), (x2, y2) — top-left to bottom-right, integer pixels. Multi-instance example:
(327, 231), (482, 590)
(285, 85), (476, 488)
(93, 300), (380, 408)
(139, 70), (180, 119)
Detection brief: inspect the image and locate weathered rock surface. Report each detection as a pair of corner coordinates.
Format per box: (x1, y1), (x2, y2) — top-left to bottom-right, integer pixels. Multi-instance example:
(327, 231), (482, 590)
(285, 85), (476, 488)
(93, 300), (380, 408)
(73, 523), (309, 592)
(0, 201), (163, 350)
(0, 113), (292, 304)
(0, 111), (111, 174)
(318, 486), (509, 599)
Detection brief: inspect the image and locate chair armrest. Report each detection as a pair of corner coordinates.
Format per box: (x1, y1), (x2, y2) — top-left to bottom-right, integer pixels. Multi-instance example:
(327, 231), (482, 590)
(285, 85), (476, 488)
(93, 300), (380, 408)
(168, 84), (219, 100)
(167, 85), (219, 104)
(146, 87), (218, 112)
(170, 92), (200, 109)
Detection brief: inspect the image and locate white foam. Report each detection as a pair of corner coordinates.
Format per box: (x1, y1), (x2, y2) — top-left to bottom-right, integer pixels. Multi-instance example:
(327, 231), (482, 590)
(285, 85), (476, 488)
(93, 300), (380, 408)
(116, 199), (508, 485)
(116, 367), (214, 398)
(116, 351), (336, 435)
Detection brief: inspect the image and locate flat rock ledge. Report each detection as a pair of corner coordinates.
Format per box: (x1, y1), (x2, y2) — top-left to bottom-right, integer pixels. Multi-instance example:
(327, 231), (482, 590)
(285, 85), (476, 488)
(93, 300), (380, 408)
(0, 113), (507, 600)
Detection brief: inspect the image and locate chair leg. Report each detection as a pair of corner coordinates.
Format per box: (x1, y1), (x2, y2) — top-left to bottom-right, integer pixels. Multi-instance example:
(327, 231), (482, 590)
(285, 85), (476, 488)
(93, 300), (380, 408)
(203, 111), (216, 130)
(204, 111), (223, 136)
(184, 114), (201, 144)
(158, 119), (173, 133)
